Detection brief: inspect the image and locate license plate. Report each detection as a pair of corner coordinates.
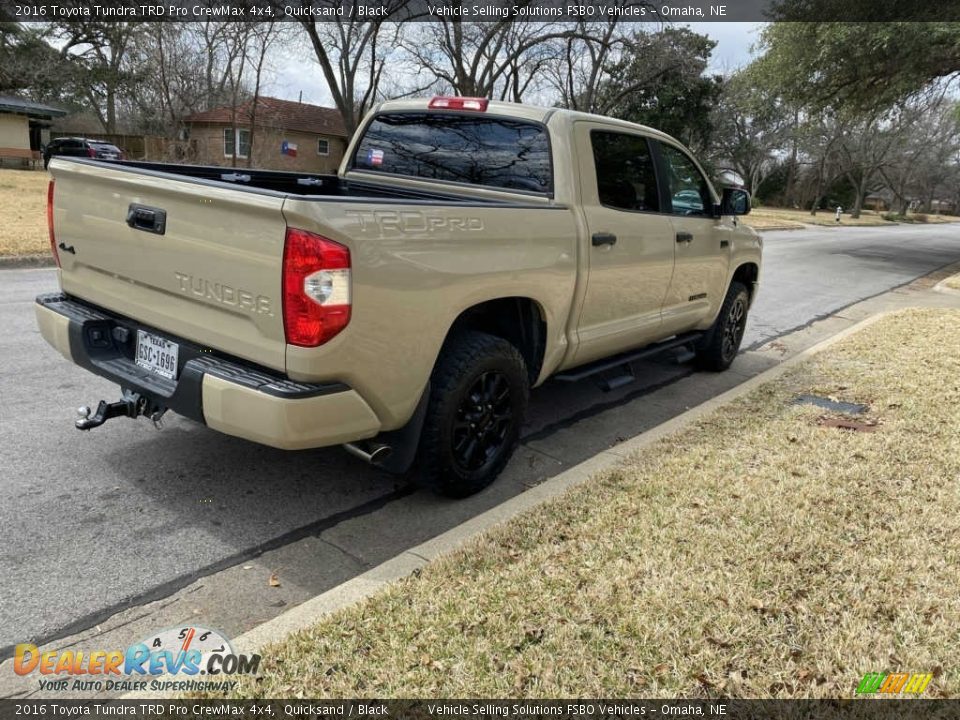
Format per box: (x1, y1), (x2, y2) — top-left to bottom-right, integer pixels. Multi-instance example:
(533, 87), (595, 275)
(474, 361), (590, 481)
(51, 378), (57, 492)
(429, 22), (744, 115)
(135, 330), (179, 380)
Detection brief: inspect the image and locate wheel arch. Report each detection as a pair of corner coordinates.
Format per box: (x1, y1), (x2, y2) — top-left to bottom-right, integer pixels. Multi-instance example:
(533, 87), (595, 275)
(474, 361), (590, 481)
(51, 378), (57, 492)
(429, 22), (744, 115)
(731, 262), (760, 303)
(443, 296), (547, 386)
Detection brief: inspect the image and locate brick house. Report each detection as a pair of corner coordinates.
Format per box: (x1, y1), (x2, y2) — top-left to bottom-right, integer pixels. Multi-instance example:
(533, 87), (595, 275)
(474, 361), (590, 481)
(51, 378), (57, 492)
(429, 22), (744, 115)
(184, 97), (348, 173)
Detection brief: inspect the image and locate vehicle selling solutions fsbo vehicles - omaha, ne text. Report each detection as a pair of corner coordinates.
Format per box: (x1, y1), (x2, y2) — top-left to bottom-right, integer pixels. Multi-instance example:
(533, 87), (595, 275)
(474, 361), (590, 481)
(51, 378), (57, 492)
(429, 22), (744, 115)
(36, 96), (760, 497)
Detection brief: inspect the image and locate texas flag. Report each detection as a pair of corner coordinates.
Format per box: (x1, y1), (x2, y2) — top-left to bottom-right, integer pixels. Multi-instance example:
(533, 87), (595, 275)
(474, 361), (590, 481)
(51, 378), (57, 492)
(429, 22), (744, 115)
(281, 140), (298, 157)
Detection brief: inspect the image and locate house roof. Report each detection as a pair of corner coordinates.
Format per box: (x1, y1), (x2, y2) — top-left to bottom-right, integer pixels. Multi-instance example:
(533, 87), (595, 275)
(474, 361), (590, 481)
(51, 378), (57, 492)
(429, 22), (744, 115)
(0, 95), (67, 119)
(186, 97), (347, 137)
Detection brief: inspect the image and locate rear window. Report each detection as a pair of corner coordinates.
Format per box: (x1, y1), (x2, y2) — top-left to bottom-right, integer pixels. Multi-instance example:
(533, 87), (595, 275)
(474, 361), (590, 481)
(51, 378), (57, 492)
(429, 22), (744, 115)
(90, 143), (121, 152)
(352, 112), (553, 194)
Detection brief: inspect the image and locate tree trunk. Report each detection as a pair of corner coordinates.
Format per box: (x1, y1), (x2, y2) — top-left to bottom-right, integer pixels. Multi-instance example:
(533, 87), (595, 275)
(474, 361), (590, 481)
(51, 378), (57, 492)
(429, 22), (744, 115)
(810, 168), (823, 216)
(106, 89), (116, 134)
(851, 174), (868, 219)
(784, 109), (799, 207)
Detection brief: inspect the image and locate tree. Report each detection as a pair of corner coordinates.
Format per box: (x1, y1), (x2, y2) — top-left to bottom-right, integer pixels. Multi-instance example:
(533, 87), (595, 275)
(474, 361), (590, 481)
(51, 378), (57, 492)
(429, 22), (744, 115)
(834, 111), (901, 218)
(128, 22), (226, 135)
(0, 20), (64, 100)
(712, 70), (793, 195)
(401, 20), (583, 104)
(795, 111), (848, 215)
(297, 13), (404, 135)
(595, 27), (721, 152)
(754, 20), (960, 112)
(544, 19), (629, 113)
(50, 21), (147, 133)
(878, 98), (960, 214)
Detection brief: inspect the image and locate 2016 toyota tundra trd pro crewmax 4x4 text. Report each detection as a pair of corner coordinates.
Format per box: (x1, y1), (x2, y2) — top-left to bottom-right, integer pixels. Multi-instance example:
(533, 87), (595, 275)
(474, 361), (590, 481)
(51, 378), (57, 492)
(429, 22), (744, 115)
(36, 96), (760, 497)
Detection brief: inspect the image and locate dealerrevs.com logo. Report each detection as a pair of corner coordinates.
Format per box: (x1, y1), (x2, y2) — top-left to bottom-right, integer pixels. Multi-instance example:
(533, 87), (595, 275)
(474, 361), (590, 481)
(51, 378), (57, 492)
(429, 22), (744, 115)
(14, 626), (261, 694)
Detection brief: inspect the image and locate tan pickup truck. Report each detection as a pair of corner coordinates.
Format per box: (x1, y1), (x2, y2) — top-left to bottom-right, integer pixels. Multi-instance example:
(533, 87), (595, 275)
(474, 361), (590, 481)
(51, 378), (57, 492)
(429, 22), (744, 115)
(36, 96), (760, 497)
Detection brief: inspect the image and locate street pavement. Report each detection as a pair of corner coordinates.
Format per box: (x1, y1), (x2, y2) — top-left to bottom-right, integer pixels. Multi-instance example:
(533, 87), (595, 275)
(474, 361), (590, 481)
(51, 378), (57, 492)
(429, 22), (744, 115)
(742, 223), (960, 347)
(1, 222), (959, 690)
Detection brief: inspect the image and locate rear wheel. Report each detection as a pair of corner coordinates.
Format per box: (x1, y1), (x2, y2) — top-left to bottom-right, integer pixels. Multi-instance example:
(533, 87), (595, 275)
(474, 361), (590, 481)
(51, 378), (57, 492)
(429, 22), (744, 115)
(695, 281), (749, 371)
(417, 331), (529, 498)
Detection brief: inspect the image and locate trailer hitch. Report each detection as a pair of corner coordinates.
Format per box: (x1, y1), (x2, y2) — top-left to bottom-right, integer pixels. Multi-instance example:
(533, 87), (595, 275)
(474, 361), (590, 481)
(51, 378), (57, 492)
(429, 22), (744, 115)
(75, 390), (167, 430)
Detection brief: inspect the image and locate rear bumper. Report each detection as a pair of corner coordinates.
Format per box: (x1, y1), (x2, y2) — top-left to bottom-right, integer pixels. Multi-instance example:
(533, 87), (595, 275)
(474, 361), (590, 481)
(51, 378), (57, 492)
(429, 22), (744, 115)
(35, 293), (381, 450)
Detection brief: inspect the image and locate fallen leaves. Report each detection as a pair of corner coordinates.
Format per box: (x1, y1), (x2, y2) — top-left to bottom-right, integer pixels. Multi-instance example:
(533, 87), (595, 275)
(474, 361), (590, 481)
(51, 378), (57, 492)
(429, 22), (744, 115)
(817, 416), (880, 432)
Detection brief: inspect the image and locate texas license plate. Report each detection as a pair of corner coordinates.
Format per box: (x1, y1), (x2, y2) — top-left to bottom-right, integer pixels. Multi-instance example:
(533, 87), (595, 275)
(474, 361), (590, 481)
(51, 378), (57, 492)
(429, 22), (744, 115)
(135, 330), (179, 380)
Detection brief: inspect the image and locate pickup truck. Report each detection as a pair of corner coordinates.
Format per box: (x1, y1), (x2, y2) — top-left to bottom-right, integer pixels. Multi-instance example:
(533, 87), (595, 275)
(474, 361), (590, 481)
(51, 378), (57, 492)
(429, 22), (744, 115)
(36, 96), (760, 497)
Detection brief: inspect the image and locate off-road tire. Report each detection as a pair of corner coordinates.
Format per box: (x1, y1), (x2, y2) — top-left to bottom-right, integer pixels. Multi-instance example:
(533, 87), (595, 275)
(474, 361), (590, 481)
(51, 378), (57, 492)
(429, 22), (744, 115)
(417, 331), (529, 498)
(695, 281), (750, 372)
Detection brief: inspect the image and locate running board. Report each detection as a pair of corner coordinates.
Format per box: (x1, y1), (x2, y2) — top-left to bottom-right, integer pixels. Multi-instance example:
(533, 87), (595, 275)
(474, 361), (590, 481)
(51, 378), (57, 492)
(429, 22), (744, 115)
(554, 332), (703, 385)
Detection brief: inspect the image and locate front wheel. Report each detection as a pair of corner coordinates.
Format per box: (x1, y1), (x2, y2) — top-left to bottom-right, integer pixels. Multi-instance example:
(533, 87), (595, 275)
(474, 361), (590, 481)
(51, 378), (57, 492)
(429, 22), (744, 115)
(416, 331), (529, 498)
(695, 281), (750, 371)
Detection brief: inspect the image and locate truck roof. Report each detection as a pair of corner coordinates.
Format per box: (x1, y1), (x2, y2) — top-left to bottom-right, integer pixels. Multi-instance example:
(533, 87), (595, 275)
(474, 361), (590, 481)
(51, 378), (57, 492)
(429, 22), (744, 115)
(375, 97), (679, 145)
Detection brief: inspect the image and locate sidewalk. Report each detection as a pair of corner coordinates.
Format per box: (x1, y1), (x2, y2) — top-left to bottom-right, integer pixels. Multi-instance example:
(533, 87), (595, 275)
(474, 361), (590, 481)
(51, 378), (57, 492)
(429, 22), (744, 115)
(200, 298), (960, 699)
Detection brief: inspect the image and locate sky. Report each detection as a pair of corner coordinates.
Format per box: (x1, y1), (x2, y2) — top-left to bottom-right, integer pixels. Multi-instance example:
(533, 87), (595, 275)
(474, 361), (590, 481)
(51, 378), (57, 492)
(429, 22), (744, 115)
(269, 22), (766, 107)
(690, 22), (766, 73)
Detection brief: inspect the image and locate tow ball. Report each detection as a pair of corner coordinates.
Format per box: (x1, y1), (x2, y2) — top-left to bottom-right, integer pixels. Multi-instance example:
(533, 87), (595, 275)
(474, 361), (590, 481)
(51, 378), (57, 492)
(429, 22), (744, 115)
(75, 390), (167, 430)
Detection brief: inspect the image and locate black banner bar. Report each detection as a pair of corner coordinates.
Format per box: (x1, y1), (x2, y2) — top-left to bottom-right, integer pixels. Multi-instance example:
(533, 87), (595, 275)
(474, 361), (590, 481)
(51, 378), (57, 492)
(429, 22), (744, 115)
(2, 700), (960, 720)
(1, 0), (957, 23)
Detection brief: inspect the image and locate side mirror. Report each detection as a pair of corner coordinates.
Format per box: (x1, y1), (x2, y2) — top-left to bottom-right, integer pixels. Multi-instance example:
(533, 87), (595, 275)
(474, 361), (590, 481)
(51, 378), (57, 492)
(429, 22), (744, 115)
(721, 188), (751, 216)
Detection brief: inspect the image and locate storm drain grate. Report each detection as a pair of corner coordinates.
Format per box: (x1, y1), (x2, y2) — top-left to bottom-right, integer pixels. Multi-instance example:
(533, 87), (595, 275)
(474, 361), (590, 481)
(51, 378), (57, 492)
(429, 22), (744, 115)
(792, 394), (869, 415)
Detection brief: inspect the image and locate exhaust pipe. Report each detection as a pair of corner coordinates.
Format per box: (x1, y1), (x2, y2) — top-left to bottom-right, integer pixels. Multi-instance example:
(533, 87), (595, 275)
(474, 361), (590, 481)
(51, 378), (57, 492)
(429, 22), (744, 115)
(343, 441), (393, 466)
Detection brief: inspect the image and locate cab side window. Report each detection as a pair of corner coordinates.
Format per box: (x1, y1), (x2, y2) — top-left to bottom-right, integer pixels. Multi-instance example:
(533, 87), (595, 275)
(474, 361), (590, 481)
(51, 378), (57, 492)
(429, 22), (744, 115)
(590, 131), (660, 213)
(659, 144), (712, 217)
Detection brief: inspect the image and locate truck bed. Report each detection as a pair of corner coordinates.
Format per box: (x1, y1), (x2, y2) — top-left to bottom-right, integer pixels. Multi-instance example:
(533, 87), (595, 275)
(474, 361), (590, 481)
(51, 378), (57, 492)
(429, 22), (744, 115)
(96, 159), (508, 204)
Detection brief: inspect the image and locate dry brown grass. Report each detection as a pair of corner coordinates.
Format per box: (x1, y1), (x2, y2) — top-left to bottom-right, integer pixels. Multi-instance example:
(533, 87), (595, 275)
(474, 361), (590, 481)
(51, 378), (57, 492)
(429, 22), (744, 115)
(0, 168), (49, 256)
(745, 207), (890, 229)
(914, 214), (958, 225)
(743, 207), (958, 231)
(211, 308), (960, 700)
(739, 212), (806, 231)
(943, 273), (960, 291)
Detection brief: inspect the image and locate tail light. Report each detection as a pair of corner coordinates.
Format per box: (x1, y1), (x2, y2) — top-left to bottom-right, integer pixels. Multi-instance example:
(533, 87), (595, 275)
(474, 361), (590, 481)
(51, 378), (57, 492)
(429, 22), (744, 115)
(86, 146), (96, 158)
(428, 96), (489, 111)
(282, 228), (351, 347)
(47, 180), (60, 267)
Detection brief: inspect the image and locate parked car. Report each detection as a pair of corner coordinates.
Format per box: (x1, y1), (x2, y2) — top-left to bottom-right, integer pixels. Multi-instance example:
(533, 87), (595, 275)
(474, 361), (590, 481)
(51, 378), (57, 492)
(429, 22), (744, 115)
(42, 138), (124, 169)
(37, 96), (760, 497)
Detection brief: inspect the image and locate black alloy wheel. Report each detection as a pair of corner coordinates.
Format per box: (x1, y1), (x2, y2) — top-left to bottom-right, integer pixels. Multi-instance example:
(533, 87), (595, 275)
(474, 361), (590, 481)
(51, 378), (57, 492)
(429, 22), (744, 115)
(452, 370), (514, 473)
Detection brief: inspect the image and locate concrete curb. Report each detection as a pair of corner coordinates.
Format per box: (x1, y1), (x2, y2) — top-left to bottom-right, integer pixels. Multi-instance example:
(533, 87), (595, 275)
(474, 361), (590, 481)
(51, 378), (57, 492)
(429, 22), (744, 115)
(745, 224), (807, 232)
(0, 254), (55, 269)
(227, 311), (893, 658)
(932, 275), (960, 296)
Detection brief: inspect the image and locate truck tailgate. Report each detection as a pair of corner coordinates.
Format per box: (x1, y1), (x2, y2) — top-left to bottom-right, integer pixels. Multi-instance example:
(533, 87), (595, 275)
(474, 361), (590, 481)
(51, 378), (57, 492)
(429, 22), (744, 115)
(50, 159), (287, 371)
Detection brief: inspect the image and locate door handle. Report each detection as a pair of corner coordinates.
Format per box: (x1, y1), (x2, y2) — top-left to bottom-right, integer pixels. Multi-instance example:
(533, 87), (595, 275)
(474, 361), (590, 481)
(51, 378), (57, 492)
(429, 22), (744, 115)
(126, 204), (166, 235)
(592, 232), (617, 247)
(676, 231), (693, 243)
